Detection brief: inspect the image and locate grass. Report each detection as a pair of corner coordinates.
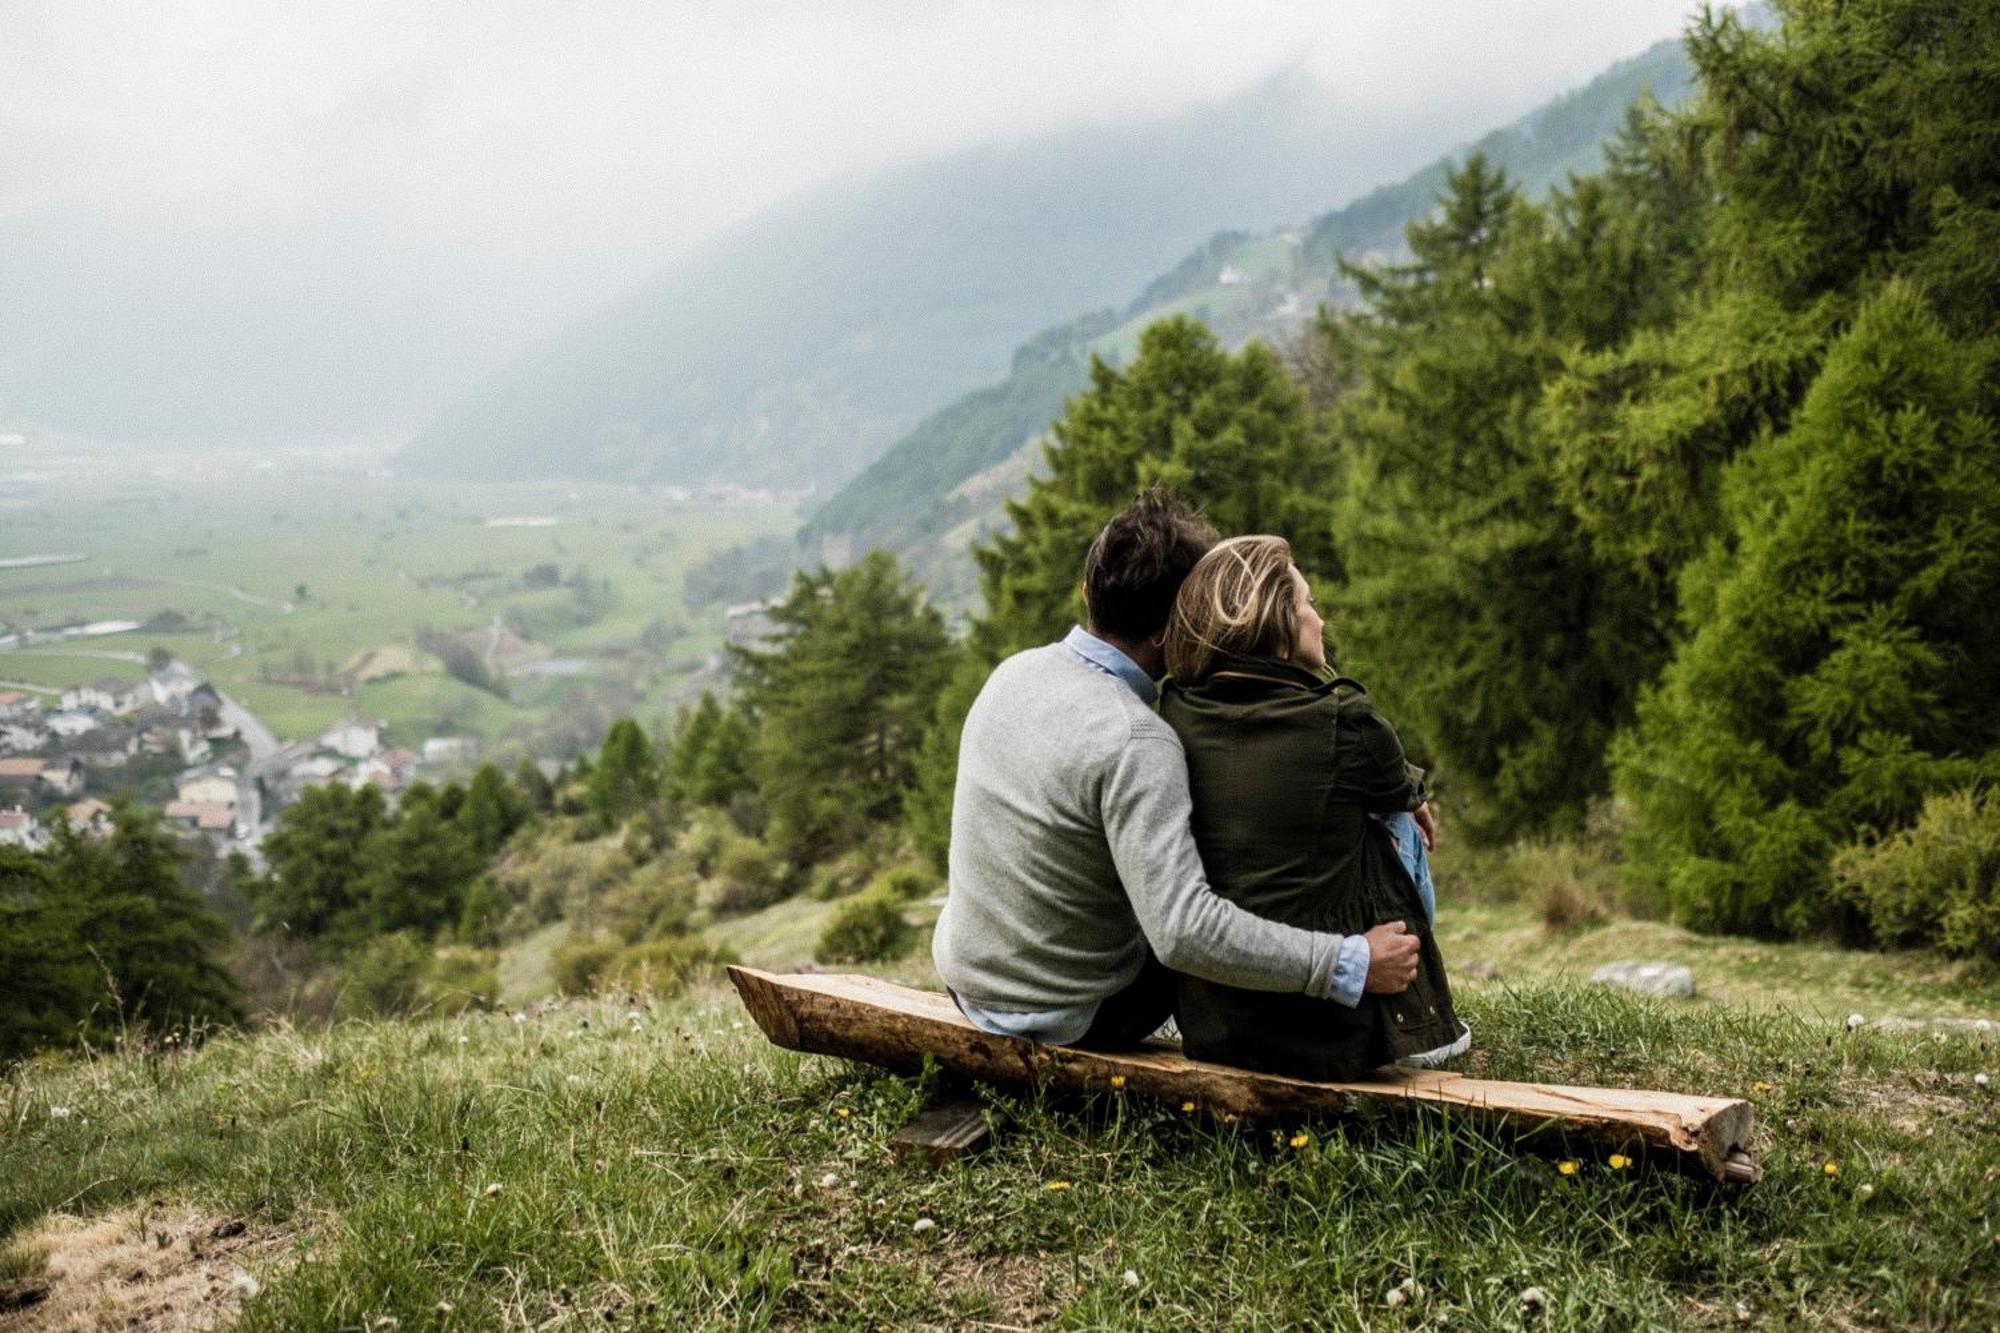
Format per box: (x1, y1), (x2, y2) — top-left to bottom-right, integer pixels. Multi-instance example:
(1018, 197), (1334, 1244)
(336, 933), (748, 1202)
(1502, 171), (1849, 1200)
(3, 976), (1995, 1329)
(0, 456), (795, 752)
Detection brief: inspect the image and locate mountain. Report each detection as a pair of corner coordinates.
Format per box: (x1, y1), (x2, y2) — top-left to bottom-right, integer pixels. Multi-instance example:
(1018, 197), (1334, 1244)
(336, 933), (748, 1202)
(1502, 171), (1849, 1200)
(393, 73), (1556, 491)
(797, 35), (1699, 604)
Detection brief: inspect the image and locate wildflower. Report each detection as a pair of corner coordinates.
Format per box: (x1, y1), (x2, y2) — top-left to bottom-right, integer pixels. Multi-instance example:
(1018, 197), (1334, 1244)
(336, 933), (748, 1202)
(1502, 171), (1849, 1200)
(1822, 1160), (1839, 1177)
(912, 1217), (937, 1234)
(1976, 1073), (1990, 1090)
(1845, 1012), (1864, 1030)
(1856, 1182), (1874, 1201)
(230, 1270), (261, 1297)
(1753, 1081), (1773, 1092)
(455, 1034), (469, 1046)
(1384, 1288), (1408, 1310)
(434, 1301), (455, 1315)
(50, 1105), (70, 1119)
(817, 1172), (839, 1189)
(1289, 1133), (1310, 1150)
(1045, 1180), (1072, 1192)
(835, 1107), (851, 1120)
(1180, 1100), (1195, 1113)
(512, 1012), (527, 1026)
(1519, 1286), (1549, 1313)
(1121, 1269), (1140, 1289)
(1557, 1160), (1579, 1176)
(1109, 1075), (1126, 1090)
(1608, 1154), (1633, 1170)
(483, 1182), (504, 1197)
(1222, 1113), (1239, 1125)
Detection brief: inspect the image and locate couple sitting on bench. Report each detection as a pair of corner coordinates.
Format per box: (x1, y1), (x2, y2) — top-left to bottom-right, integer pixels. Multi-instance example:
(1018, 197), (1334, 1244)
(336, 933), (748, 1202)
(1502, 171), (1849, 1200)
(933, 489), (1468, 1080)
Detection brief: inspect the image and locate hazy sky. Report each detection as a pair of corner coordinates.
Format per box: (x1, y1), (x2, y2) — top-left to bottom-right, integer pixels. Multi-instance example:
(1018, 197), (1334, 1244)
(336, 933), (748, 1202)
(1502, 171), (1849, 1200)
(0, 2), (1728, 445)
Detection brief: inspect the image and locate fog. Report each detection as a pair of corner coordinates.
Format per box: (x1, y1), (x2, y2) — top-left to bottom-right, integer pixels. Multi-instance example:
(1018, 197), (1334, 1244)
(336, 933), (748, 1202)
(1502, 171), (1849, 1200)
(0, 1), (1725, 447)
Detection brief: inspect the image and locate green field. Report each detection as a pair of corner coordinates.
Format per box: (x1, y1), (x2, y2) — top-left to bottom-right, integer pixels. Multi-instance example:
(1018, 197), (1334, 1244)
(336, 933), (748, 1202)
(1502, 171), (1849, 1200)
(0, 454), (795, 756)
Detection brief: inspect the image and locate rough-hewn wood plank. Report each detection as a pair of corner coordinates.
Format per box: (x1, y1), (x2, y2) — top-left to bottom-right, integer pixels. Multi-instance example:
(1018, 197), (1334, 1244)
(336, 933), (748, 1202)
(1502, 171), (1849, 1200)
(889, 1098), (1005, 1164)
(727, 965), (1760, 1183)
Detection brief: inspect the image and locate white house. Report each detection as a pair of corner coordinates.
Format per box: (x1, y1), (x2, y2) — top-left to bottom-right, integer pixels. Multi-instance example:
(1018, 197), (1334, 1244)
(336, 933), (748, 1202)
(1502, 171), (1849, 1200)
(319, 716), (383, 759)
(421, 736), (478, 767)
(148, 661), (200, 706)
(60, 680), (141, 716)
(0, 723), (45, 753)
(0, 807), (48, 851)
(176, 767), (239, 808)
(45, 711), (99, 739)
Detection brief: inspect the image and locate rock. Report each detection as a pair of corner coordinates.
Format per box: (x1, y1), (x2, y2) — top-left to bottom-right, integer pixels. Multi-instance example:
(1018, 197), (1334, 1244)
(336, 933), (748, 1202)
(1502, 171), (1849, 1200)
(1589, 960), (1694, 998)
(1459, 958), (1505, 982)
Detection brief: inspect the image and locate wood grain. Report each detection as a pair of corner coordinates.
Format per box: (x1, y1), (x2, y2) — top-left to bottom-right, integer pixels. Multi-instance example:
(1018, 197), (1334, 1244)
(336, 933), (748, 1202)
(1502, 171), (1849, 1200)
(728, 965), (1761, 1182)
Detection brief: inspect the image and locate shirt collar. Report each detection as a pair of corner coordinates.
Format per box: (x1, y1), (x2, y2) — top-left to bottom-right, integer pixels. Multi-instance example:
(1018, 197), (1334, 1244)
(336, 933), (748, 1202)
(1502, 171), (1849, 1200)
(1061, 625), (1157, 705)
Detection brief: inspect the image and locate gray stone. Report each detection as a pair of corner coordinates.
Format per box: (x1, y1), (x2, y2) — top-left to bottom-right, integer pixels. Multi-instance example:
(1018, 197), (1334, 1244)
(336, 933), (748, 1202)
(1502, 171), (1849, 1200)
(1589, 960), (1695, 999)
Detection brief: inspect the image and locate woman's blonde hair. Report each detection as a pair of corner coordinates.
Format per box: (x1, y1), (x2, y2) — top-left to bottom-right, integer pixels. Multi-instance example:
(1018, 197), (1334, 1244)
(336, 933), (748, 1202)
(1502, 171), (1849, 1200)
(1163, 535), (1306, 685)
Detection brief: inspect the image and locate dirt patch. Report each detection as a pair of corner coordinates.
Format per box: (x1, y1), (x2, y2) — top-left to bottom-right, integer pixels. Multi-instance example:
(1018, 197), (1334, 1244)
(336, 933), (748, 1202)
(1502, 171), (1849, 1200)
(0, 1203), (294, 1332)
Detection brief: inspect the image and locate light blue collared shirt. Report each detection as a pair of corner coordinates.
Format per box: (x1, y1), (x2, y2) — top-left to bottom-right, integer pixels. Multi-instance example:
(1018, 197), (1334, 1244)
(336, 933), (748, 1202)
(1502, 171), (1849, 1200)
(1060, 624), (1157, 704)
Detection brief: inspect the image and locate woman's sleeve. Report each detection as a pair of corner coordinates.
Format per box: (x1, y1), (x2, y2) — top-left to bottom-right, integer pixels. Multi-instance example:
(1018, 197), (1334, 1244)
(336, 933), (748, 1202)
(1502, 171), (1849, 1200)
(1331, 695), (1429, 813)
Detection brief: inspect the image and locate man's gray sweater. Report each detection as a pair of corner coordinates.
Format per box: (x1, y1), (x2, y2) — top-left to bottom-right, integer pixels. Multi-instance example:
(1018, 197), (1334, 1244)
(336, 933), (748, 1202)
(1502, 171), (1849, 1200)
(932, 641), (1358, 1013)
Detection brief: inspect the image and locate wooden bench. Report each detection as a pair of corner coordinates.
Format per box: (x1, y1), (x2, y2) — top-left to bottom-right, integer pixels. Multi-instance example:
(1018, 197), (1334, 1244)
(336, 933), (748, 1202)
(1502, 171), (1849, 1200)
(727, 965), (1761, 1182)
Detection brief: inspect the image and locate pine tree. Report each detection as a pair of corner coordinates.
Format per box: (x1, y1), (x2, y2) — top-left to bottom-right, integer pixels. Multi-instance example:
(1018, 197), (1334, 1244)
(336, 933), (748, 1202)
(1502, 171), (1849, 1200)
(736, 550), (955, 860)
(254, 782), (389, 936)
(588, 719), (661, 831)
(1615, 285), (2000, 937)
(459, 762), (530, 858)
(0, 846), (97, 1061)
(352, 784), (486, 941)
(666, 691), (756, 807)
(1326, 154), (1670, 838)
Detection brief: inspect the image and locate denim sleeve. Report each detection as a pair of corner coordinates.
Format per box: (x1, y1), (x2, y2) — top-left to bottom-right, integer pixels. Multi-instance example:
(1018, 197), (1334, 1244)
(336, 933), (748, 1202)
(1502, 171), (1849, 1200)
(1329, 933), (1371, 1009)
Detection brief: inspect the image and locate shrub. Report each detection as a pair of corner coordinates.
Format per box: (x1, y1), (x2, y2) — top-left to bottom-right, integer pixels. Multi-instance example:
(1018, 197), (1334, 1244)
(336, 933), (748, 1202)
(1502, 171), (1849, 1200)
(814, 891), (913, 965)
(338, 932), (430, 1017)
(1832, 787), (2000, 959)
(551, 934), (620, 995)
(426, 946), (499, 1014)
(700, 832), (786, 916)
(870, 867), (935, 901)
(599, 936), (736, 998)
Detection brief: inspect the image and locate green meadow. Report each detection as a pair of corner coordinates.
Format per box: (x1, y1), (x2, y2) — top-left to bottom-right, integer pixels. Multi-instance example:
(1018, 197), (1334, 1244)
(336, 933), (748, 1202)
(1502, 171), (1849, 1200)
(0, 456), (794, 754)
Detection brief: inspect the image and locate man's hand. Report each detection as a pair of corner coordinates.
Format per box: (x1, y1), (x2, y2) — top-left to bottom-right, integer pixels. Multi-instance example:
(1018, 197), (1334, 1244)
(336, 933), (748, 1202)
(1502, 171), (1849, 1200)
(1362, 920), (1420, 994)
(1412, 801), (1438, 852)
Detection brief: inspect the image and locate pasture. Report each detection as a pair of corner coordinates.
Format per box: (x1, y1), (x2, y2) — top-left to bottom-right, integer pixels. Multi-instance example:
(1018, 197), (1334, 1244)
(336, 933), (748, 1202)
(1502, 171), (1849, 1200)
(0, 449), (795, 755)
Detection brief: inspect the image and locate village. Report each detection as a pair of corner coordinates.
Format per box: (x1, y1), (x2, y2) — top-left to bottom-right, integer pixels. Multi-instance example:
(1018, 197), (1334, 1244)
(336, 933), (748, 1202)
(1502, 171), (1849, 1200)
(0, 660), (490, 859)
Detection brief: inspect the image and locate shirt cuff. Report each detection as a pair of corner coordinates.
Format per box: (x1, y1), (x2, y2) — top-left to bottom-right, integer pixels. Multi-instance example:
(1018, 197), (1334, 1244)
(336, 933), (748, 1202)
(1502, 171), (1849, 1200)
(1329, 933), (1371, 1008)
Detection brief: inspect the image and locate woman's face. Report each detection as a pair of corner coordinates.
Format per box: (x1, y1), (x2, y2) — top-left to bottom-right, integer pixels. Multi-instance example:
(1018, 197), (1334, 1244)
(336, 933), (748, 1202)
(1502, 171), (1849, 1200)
(1288, 565), (1326, 671)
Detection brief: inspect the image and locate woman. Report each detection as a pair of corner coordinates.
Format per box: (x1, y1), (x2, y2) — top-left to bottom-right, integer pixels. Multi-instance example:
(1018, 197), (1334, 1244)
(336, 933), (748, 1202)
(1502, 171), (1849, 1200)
(1159, 535), (1467, 1080)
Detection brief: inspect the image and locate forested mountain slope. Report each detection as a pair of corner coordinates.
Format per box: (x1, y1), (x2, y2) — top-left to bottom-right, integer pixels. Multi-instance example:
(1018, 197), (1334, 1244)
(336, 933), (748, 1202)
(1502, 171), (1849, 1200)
(396, 72), (1478, 490)
(799, 36), (1697, 603)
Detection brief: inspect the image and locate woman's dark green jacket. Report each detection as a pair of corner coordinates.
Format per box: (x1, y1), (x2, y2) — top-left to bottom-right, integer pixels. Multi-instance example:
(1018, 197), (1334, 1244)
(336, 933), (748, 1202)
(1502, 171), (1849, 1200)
(1159, 653), (1460, 1080)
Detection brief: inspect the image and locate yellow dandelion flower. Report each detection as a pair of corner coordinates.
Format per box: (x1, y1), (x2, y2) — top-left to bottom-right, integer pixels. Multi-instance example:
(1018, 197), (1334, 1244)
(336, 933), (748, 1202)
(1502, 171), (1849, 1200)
(835, 1107), (851, 1120)
(1558, 1160), (1580, 1176)
(1045, 1180), (1072, 1192)
(1181, 1101), (1196, 1113)
(1823, 1160), (1839, 1177)
(1289, 1133), (1310, 1150)
(1608, 1154), (1632, 1170)
(1753, 1081), (1773, 1092)
(1110, 1075), (1126, 1090)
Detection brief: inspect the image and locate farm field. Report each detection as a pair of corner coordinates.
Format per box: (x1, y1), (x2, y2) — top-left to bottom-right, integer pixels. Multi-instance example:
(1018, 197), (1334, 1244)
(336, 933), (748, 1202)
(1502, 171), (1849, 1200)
(0, 446), (796, 758)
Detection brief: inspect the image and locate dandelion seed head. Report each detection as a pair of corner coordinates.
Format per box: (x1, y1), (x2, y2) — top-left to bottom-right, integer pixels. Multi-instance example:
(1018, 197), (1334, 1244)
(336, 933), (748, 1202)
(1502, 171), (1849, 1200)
(1846, 1012), (1864, 1030)
(1519, 1285), (1549, 1311)
(1976, 1073), (1990, 1089)
(1121, 1269), (1140, 1289)
(1384, 1288), (1408, 1309)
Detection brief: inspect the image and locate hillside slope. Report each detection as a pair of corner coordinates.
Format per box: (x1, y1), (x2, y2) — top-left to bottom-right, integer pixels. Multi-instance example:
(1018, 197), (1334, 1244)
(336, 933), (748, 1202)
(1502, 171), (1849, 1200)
(800, 36), (1696, 604)
(395, 72), (1482, 492)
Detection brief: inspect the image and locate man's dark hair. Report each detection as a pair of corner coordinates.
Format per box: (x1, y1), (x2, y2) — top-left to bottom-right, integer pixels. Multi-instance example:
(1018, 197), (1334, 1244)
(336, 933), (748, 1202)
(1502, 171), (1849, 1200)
(1082, 487), (1219, 641)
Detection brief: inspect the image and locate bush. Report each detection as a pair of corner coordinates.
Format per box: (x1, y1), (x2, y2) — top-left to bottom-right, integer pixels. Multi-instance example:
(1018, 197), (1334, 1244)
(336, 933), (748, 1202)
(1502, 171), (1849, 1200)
(699, 832), (786, 916)
(551, 934), (620, 995)
(426, 946), (499, 1014)
(338, 932), (430, 1017)
(869, 867), (935, 901)
(599, 936), (736, 998)
(814, 891), (913, 965)
(1832, 787), (2000, 959)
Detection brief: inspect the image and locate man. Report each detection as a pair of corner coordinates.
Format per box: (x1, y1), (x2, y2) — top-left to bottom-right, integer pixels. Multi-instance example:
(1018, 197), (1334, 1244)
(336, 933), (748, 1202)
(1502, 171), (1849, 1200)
(932, 488), (1422, 1049)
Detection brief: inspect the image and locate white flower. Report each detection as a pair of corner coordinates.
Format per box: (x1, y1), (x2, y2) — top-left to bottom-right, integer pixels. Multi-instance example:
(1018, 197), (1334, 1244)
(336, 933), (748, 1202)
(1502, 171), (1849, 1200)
(434, 1301), (454, 1315)
(1519, 1286), (1550, 1312)
(817, 1172), (840, 1189)
(1121, 1269), (1141, 1290)
(49, 1105), (70, 1119)
(231, 1270), (261, 1297)
(1846, 1012), (1865, 1030)
(1385, 1289), (1408, 1309)
(512, 1012), (527, 1025)
(912, 1217), (936, 1234)
(1976, 1073), (1990, 1089)
(455, 1034), (469, 1045)
(482, 1182), (503, 1197)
